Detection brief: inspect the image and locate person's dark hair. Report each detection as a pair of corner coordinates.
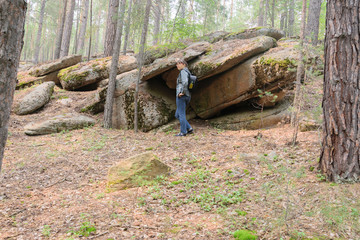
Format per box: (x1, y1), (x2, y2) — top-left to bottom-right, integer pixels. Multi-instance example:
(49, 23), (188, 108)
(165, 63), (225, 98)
(176, 58), (188, 67)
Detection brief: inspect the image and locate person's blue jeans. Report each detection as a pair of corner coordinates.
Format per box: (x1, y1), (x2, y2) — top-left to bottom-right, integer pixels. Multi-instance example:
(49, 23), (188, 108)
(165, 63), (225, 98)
(175, 95), (192, 134)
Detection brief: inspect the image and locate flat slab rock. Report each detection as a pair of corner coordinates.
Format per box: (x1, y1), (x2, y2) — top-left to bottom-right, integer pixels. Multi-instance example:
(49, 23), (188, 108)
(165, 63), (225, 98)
(24, 113), (95, 136)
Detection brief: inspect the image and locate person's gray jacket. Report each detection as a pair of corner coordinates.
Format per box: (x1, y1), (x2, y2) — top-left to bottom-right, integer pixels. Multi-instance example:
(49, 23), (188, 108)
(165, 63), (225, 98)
(176, 67), (191, 97)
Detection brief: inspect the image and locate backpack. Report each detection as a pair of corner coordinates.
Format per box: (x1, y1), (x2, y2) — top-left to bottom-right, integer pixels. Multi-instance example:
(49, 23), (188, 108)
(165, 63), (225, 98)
(185, 69), (197, 92)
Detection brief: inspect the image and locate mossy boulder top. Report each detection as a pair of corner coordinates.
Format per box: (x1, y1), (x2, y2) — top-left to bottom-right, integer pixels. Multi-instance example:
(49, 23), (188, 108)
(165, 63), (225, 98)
(58, 55), (137, 90)
(107, 152), (171, 191)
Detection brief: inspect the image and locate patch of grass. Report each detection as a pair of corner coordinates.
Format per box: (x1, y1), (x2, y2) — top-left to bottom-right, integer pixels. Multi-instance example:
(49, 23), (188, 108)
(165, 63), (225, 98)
(41, 225), (51, 237)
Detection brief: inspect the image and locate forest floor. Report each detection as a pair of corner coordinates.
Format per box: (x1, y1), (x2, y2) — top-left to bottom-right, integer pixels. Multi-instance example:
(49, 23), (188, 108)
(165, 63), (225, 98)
(1, 76), (360, 240)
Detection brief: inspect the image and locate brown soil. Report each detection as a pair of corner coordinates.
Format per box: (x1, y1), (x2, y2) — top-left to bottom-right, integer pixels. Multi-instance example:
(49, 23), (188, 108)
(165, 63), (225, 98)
(1, 80), (359, 240)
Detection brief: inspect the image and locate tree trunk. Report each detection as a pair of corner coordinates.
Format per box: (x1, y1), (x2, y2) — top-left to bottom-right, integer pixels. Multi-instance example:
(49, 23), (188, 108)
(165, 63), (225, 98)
(77, 0), (89, 55)
(257, 0), (264, 26)
(152, 0), (161, 46)
(33, 0), (46, 64)
(123, 0), (133, 53)
(264, 0), (269, 26)
(320, 0), (360, 182)
(103, 0), (127, 128)
(60, 0), (76, 58)
(288, 0), (295, 37)
(104, 0), (120, 57)
(87, 0), (93, 61)
(0, 0), (27, 172)
(305, 0), (322, 45)
(54, 0), (68, 59)
(291, 0), (307, 145)
(72, 0), (80, 54)
(134, 0), (152, 132)
(169, 0), (182, 43)
(271, 0), (275, 27)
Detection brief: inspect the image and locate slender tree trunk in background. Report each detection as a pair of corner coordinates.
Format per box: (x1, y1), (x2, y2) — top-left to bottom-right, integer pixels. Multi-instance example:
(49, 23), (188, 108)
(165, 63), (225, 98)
(54, 0), (68, 59)
(77, 0), (89, 55)
(288, 0), (295, 37)
(305, 0), (322, 45)
(320, 0), (360, 182)
(264, 0), (269, 26)
(123, 0), (133, 53)
(271, 0), (275, 27)
(291, 0), (307, 145)
(257, 0), (264, 26)
(134, 0), (151, 132)
(0, 0), (27, 173)
(72, 0), (80, 54)
(230, 0), (233, 23)
(87, 0), (93, 61)
(169, 0), (182, 43)
(180, 0), (185, 19)
(60, 0), (76, 58)
(104, 0), (120, 57)
(103, 0), (127, 128)
(152, 0), (161, 46)
(33, 0), (46, 64)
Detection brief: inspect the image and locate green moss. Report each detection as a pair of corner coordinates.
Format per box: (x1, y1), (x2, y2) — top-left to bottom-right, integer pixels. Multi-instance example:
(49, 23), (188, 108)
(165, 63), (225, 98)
(259, 57), (295, 68)
(233, 230), (258, 240)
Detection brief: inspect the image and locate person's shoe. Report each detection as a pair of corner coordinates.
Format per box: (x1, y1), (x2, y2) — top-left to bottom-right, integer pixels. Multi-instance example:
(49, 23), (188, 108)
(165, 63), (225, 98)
(187, 128), (194, 134)
(175, 132), (186, 137)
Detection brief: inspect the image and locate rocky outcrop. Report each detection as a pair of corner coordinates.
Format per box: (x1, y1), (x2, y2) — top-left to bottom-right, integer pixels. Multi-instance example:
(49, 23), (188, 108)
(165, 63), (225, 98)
(111, 70), (176, 131)
(28, 55), (82, 77)
(15, 82), (55, 115)
(58, 55), (137, 90)
(24, 113), (95, 135)
(209, 98), (291, 130)
(107, 152), (171, 191)
(190, 46), (298, 119)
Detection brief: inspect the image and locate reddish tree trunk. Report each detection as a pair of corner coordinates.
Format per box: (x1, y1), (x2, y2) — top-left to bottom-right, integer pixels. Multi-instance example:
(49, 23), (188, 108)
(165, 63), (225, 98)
(320, 0), (360, 182)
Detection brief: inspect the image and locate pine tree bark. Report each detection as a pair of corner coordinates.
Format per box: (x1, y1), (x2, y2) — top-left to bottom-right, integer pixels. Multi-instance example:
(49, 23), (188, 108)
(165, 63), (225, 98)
(103, 0), (127, 128)
(0, 0), (27, 172)
(104, 0), (120, 57)
(264, 0), (269, 26)
(305, 0), (322, 45)
(77, 0), (89, 55)
(320, 0), (360, 182)
(33, 0), (47, 64)
(54, 0), (68, 59)
(134, 0), (152, 132)
(60, 0), (76, 58)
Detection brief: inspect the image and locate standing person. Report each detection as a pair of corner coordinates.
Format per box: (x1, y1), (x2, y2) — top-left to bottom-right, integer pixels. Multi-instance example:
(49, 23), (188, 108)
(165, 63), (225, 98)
(175, 58), (193, 136)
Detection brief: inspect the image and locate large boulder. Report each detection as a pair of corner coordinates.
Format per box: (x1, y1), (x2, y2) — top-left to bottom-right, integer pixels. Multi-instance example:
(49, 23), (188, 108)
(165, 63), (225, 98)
(141, 41), (211, 82)
(58, 55), (137, 90)
(24, 113), (95, 136)
(107, 152), (171, 191)
(28, 55), (82, 77)
(160, 35), (277, 88)
(111, 70), (176, 131)
(190, 44), (298, 119)
(15, 82), (55, 115)
(209, 98), (291, 130)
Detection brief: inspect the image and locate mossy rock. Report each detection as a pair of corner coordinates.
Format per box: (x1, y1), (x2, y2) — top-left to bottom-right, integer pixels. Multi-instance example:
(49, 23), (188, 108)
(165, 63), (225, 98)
(107, 152), (171, 191)
(233, 230), (258, 240)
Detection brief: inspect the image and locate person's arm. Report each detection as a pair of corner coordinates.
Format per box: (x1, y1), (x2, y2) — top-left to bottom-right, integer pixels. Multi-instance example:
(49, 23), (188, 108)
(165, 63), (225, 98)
(178, 70), (188, 97)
